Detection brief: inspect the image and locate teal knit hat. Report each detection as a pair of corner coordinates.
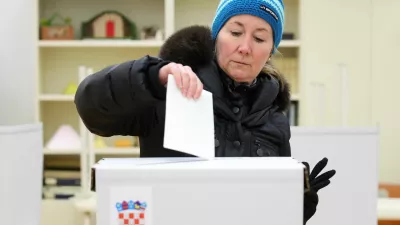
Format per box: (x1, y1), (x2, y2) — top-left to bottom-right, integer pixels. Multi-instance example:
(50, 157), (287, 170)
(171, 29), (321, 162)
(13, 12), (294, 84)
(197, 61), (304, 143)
(211, 0), (285, 51)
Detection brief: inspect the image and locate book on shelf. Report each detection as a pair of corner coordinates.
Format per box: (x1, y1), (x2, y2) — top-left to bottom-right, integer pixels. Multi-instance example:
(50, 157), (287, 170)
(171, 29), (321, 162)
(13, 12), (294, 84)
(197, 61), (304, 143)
(42, 155), (81, 200)
(42, 185), (81, 199)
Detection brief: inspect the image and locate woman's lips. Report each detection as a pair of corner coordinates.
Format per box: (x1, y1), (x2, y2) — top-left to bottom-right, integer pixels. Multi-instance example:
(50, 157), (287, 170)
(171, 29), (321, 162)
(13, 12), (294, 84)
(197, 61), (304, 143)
(232, 60), (249, 66)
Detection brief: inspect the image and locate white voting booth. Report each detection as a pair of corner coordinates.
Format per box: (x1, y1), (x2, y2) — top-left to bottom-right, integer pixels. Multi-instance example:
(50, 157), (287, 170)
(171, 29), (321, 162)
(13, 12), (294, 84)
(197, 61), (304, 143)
(290, 127), (379, 225)
(0, 123), (43, 225)
(93, 157), (305, 225)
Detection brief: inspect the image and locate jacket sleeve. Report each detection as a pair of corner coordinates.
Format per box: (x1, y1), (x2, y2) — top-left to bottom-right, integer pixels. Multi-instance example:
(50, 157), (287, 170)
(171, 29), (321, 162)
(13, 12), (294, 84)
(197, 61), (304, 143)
(279, 139), (291, 157)
(74, 55), (170, 137)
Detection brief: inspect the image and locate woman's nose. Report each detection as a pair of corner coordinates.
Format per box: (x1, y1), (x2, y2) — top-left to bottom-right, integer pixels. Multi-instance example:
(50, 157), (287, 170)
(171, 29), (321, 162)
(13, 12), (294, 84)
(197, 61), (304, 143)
(238, 40), (251, 55)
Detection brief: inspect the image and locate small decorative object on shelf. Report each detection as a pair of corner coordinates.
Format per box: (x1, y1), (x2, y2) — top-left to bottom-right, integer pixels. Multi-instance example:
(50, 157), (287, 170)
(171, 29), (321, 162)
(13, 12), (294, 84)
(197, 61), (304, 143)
(114, 139), (133, 147)
(94, 136), (107, 149)
(140, 26), (163, 40)
(63, 83), (78, 95)
(46, 125), (81, 150)
(40, 13), (74, 40)
(81, 10), (138, 40)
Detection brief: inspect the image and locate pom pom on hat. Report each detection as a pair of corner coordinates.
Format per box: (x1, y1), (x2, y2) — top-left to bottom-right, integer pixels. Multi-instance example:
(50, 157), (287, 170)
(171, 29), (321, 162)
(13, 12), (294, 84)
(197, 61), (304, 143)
(211, 0), (285, 51)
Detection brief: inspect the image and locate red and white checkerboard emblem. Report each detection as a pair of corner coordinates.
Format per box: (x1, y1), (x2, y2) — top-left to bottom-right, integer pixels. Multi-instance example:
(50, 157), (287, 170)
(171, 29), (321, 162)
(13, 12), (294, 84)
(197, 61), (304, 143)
(116, 200), (147, 225)
(118, 211), (145, 225)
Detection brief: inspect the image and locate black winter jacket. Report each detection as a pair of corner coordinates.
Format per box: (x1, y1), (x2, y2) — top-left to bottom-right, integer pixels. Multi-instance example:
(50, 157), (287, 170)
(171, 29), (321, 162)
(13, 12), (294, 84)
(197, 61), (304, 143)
(74, 25), (292, 158)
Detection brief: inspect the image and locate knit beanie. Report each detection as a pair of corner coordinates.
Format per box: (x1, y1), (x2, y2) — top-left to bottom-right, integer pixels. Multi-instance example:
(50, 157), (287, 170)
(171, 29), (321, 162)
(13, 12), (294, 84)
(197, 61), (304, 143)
(211, 0), (285, 51)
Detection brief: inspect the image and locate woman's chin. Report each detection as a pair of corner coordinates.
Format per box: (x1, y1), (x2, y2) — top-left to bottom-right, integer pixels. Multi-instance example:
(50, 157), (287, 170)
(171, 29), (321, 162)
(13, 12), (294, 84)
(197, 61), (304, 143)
(228, 71), (252, 83)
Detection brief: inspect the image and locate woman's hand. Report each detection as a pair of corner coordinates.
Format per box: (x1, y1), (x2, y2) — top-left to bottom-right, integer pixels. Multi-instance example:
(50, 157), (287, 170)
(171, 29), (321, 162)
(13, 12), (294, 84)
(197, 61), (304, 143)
(303, 157), (336, 192)
(159, 62), (203, 99)
(302, 157), (336, 224)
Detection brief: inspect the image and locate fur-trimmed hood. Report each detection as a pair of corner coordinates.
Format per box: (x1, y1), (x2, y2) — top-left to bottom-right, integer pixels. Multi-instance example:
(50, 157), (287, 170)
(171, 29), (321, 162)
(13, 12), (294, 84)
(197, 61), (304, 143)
(158, 25), (291, 112)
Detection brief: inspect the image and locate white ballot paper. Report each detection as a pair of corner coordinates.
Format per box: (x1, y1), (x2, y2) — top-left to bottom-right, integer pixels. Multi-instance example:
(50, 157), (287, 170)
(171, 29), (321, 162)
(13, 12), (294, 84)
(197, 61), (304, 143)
(164, 74), (215, 159)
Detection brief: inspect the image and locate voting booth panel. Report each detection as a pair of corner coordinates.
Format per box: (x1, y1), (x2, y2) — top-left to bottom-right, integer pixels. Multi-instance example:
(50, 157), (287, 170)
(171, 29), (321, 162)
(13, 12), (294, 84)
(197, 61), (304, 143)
(93, 157), (305, 225)
(290, 127), (379, 225)
(0, 123), (43, 225)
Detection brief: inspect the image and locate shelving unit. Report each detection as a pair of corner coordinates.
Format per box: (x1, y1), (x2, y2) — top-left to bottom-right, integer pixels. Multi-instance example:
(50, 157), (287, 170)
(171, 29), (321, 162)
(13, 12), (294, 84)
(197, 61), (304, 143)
(38, 39), (300, 48)
(38, 40), (165, 48)
(35, 0), (302, 224)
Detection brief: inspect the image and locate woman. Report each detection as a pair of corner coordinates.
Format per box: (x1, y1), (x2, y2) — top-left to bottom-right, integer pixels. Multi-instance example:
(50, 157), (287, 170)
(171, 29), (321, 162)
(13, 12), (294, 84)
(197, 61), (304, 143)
(75, 0), (336, 223)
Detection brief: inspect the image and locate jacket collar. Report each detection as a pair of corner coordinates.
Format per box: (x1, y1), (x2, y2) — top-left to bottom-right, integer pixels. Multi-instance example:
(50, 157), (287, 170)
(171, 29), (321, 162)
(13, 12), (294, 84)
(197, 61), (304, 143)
(200, 60), (281, 116)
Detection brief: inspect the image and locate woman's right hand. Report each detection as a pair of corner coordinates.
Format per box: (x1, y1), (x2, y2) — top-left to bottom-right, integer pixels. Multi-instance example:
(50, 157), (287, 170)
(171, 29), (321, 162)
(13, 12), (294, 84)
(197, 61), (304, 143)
(159, 62), (203, 99)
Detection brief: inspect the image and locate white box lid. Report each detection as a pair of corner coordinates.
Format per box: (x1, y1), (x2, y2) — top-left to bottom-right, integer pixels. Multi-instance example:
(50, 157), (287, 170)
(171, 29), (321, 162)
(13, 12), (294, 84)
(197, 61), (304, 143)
(93, 157), (302, 170)
(90, 157), (305, 191)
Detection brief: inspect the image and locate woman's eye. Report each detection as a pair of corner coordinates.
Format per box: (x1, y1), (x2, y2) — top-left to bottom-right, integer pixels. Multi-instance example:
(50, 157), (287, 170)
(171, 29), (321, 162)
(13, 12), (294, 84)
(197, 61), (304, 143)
(254, 37), (265, 43)
(231, 31), (242, 36)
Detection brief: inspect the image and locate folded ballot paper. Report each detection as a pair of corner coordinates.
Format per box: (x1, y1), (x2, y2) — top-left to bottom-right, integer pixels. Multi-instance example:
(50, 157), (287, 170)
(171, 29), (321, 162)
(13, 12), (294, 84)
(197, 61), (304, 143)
(163, 74), (215, 159)
(91, 75), (305, 225)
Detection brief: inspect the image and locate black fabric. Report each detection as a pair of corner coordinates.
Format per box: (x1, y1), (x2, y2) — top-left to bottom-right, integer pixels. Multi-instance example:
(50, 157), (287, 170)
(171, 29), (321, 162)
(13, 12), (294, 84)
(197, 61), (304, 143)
(147, 59), (171, 100)
(303, 190), (318, 225)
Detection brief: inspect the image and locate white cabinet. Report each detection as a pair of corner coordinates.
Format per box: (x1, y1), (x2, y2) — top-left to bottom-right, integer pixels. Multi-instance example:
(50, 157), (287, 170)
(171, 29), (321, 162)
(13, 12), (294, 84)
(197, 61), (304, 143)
(298, 0), (373, 126)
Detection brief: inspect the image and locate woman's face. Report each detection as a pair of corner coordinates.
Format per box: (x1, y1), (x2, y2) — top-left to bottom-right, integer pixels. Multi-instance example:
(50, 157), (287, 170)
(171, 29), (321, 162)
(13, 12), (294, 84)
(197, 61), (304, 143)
(216, 14), (274, 84)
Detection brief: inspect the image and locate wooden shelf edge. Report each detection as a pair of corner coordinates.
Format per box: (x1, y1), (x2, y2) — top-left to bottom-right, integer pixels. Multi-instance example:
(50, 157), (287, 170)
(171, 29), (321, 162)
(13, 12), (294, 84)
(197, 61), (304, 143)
(93, 147), (140, 155)
(279, 40), (301, 48)
(38, 40), (164, 48)
(38, 39), (299, 48)
(39, 94), (74, 102)
(43, 148), (83, 155)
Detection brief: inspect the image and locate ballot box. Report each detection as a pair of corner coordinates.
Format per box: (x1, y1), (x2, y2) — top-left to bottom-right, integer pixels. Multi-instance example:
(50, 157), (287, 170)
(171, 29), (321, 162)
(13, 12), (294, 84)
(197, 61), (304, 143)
(92, 157), (305, 225)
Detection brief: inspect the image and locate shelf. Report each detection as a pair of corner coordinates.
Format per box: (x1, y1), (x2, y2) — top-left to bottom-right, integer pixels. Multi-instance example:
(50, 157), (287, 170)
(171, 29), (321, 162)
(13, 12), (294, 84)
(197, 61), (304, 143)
(43, 148), (83, 155)
(279, 40), (301, 48)
(291, 94), (300, 101)
(38, 40), (164, 48)
(38, 39), (299, 48)
(93, 147), (140, 155)
(39, 94), (74, 102)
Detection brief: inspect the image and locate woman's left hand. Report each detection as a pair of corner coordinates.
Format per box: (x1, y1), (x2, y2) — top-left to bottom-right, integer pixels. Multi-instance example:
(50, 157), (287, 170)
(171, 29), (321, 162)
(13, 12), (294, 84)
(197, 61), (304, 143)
(303, 157), (336, 192)
(302, 157), (336, 224)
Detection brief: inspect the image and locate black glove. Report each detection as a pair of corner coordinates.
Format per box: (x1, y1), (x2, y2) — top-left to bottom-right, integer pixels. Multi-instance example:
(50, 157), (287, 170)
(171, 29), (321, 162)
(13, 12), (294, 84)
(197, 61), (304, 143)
(303, 190), (318, 224)
(302, 157), (336, 224)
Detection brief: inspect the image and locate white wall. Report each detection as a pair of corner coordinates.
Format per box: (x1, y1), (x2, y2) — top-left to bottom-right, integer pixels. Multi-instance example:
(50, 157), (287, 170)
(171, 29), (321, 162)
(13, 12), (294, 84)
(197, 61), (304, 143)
(299, 0), (400, 184)
(371, 0), (400, 183)
(0, 0), (38, 125)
